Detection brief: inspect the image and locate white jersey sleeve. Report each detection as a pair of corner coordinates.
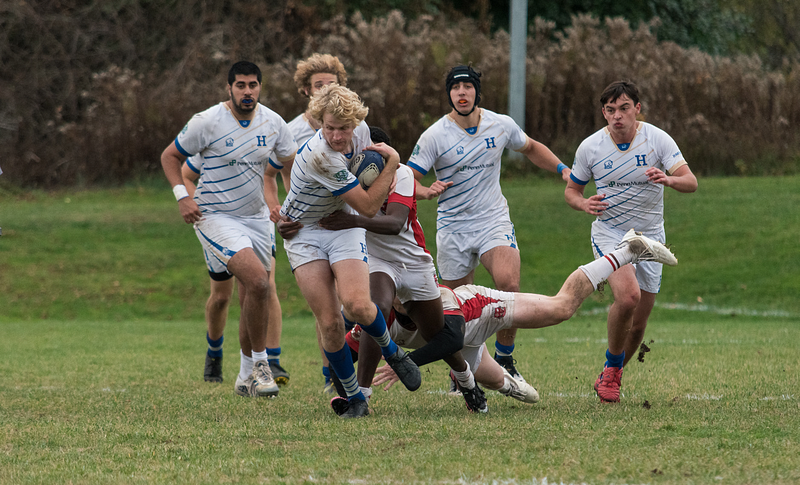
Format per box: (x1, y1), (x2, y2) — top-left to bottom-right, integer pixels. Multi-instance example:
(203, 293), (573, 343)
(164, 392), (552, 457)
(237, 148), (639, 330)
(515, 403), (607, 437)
(287, 113), (318, 149)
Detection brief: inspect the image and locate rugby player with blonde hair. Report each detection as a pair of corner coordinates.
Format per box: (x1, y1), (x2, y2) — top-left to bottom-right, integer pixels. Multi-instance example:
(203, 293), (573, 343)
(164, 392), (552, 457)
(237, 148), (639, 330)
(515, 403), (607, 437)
(277, 84), (421, 418)
(286, 53), (349, 393)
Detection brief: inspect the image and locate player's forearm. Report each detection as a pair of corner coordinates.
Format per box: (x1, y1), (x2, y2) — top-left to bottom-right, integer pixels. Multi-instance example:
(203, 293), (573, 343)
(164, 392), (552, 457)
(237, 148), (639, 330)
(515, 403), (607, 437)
(564, 186), (587, 212)
(667, 172), (698, 193)
(161, 153), (185, 187)
(523, 139), (562, 173)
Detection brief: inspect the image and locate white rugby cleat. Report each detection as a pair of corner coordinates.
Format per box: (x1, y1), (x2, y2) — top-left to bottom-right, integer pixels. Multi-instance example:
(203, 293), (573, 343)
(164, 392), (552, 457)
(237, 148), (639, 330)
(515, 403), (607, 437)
(499, 369), (540, 404)
(618, 229), (678, 266)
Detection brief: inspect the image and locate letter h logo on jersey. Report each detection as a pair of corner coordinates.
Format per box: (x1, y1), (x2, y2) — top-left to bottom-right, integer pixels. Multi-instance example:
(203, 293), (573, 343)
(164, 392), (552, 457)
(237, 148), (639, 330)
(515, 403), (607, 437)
(635, 154), (648, 167)
(256, 135), (267, 146)
(484, 137), (497, 149)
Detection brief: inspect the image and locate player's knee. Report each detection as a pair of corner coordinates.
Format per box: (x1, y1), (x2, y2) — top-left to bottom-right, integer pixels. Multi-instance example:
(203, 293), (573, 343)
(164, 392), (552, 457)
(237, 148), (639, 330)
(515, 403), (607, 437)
(341, 298), (374, 323)
(441, 315), (465, 354)
(616, 290), (641, 311)
(246, 277), (271, 300)
(207, 293), (231, 313)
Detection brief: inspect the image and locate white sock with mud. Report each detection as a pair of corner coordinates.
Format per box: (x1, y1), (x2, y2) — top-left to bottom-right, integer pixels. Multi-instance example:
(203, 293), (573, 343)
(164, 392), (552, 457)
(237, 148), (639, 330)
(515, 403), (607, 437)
(579, 246), (637, 289)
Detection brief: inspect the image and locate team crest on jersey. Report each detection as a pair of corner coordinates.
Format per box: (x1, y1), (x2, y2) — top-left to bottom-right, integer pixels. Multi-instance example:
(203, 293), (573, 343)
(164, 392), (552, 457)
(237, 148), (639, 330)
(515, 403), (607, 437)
(604, 160), (613, 169)
(412, 144), (420, 156)
(334, 169), (348, 182)
(457, 146), (464, 155)
(493, 307), (506, 319)
(226, 138), (234, 147)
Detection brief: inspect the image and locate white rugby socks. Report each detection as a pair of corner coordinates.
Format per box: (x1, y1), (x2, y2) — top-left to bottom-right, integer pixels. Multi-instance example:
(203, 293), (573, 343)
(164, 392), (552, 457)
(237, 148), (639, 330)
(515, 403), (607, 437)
(579, 246), (637, 289)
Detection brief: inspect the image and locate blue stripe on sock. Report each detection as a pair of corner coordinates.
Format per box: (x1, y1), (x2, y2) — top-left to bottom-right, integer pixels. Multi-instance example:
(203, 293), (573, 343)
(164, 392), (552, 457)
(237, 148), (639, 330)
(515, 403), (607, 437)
(324, 344), (365, 400)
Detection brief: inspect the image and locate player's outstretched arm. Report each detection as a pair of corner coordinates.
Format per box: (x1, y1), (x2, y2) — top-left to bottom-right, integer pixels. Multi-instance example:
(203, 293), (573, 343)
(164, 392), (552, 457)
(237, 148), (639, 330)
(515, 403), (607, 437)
(519, 137), (571, 182)
(319, 203), (409, 235)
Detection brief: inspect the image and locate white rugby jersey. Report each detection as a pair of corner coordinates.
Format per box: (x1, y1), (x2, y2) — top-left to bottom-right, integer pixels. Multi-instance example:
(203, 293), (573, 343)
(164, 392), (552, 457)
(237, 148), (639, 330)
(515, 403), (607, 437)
(407, 109), (528, 231)
(280, 121), (371, 224)
(287, 112), (318, 149)
(174, 102), (297, 217)
(366, 164), (432, 263)
(571, 121), (687, 232)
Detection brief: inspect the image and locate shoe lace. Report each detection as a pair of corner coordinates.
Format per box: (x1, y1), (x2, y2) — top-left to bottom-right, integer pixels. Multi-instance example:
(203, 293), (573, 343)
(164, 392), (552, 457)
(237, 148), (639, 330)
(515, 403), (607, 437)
(253, 362), (274, 385)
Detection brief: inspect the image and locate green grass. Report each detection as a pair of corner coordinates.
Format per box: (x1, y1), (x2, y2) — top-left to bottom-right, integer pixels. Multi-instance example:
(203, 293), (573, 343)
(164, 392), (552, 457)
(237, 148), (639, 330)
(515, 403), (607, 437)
(1, 175), (799, 483)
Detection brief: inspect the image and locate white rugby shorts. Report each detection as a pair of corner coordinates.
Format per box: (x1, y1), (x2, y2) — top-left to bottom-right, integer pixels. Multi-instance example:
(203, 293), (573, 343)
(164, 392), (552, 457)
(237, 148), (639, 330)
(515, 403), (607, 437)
(194, 213), (275, 275)
(436, 219), (519, 281)
(283, 224), (368, 271)
(460, 343), (487, 375)
(590, 220), (664, 293)
(457, 285), (516, 346)
(368, 257), (439, 304)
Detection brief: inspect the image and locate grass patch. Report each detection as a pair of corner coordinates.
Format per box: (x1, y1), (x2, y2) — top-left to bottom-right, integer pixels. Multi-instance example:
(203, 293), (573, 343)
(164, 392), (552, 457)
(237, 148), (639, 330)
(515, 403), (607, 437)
(1, 175), (799, 483)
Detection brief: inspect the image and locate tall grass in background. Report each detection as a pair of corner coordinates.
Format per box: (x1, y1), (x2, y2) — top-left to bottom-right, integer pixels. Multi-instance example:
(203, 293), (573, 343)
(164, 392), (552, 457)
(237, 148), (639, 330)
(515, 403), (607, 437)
(2, 8), (799, 187)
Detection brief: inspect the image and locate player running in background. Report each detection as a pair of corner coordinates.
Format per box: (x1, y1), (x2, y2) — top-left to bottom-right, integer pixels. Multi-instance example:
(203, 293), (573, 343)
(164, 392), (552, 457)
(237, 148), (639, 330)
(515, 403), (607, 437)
(161, 61), (297, 398)
(286, 53), (348, 394)
(408, 64), (571, 384)
(370, 230), (679, 405)
(181, 157), (291, 386)
(317, 126), (487, 414)
(277, 84), (420, 418)
(565, 80), (697, 403)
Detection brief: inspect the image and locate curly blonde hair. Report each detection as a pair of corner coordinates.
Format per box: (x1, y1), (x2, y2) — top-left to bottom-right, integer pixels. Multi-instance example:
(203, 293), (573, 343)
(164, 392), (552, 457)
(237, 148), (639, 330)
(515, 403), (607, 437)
(293, 53), (348, 97)
(307, 84), (368, 127)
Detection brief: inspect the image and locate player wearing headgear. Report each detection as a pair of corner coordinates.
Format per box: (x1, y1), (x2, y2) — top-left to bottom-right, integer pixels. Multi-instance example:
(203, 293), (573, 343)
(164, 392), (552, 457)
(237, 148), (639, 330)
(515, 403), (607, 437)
(408, 64), (571, 384)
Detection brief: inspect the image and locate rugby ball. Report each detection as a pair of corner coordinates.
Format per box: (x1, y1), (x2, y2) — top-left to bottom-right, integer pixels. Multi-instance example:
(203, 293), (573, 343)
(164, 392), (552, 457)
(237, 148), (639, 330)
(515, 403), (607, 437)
(350, 150), (385, 189)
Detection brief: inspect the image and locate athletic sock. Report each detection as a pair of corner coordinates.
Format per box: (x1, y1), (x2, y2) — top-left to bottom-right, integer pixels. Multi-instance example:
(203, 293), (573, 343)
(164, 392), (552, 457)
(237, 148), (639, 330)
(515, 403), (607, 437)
(495, 342), (514, 358)
(252, 349), (268, 363)
(359, 386), (372, 402)
(579, 246), (637, 289)
(266, 347), (281, 366)
(324, 344), (365, 401)
(605, 349), (625, 369)
(358, 304), (398, 358)
(322, 365), (332, 384)
(239, 351), (254, 381)
(452, 361), (476, 389)
(206, 333), (223, 358)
